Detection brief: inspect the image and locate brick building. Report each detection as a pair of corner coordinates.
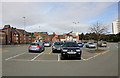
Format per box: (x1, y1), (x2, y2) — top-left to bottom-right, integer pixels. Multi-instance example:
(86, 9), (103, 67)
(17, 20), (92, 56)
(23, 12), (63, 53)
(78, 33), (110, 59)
(0, 30), (6, 45)
(0, 25), (36, 45)
(33, 32), (50, 42)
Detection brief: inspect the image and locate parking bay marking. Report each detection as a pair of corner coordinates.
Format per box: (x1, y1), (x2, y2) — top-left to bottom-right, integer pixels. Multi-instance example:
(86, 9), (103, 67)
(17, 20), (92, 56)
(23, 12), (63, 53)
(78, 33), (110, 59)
(30, 53), (43, 61)
(58, 54), (60, 61)
(5, 50), (110, 62)
(5, 52), (26, 61)
(83, 50), (110, 61)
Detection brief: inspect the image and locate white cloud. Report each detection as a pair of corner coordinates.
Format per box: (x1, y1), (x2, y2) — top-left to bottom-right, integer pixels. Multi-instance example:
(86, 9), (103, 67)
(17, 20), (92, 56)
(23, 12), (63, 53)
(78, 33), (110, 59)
(1, 2), (117, 34)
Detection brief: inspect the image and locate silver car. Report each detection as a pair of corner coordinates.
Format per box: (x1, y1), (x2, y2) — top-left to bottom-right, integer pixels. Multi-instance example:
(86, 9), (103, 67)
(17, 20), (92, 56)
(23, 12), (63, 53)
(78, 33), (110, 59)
(28, 42), (45, 52)
(52, 42), (63, 53)
(86, 42), (96, 48)
(98, 42), (107, 47)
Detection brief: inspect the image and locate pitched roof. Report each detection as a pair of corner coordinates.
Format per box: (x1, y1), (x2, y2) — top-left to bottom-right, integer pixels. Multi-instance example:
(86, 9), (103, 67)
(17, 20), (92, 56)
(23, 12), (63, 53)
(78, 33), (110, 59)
(3, 25), (11, 29)
(16, 29), (27, 35)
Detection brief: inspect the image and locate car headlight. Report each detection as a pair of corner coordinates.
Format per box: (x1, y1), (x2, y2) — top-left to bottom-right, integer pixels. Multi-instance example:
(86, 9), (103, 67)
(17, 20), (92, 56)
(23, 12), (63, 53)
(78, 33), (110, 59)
(78, 52), (81, 54)
(62, 49), (67, 52)
(76, 49), (81, 52)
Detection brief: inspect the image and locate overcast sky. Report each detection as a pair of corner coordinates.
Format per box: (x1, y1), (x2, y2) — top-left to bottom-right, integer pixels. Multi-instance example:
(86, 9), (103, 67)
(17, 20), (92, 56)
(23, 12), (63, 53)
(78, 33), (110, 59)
(1, 2), (118, 34)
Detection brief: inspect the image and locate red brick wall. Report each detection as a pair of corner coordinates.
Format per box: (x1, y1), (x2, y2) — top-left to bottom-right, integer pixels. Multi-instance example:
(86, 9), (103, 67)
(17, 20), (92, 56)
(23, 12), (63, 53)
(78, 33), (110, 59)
(0, 32), (6, 44)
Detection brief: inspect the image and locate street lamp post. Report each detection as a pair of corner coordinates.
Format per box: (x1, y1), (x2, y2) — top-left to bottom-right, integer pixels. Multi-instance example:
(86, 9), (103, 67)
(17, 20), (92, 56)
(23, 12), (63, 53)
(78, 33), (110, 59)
(39, 26), (40, 32)
(23, 17), (26, 44)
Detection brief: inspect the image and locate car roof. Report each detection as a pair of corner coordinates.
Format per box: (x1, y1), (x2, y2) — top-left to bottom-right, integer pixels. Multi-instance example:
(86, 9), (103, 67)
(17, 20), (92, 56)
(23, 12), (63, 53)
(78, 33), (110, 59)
(64, 41), (77, 43)
(31, 42), (43, 44)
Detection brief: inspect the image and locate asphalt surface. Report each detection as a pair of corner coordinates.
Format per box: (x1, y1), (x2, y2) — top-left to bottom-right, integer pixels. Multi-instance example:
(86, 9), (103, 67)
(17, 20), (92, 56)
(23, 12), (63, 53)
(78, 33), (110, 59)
(1, 43), (118, 76)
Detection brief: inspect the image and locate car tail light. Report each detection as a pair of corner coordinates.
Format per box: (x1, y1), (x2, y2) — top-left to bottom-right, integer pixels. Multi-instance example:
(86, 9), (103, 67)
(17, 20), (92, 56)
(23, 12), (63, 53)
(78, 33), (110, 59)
(37, 46), (41, 47)
(29, 46), (32, 47)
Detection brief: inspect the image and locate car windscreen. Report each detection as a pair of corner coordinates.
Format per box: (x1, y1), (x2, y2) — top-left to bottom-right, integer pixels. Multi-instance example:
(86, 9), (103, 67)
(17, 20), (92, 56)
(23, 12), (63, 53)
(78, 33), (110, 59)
(88, 42), (94, 44)
(103, 42), (107, 44)
(54, 42), (63, 45)
(78, 43), (82, 44)
(63, 42), (79, 47)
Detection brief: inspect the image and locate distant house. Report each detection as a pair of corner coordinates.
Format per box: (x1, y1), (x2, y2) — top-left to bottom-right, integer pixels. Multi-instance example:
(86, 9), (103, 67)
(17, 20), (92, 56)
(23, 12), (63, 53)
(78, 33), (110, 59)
(33, 32), (50, 42)
(49, 34), (54, 42)
(59, 32), (80, 42)
(49, 32), (59, 42)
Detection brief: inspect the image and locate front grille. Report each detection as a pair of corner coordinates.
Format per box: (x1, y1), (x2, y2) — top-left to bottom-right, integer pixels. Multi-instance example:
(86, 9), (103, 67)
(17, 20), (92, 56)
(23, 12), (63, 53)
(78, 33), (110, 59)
(68, 49), (76, 52)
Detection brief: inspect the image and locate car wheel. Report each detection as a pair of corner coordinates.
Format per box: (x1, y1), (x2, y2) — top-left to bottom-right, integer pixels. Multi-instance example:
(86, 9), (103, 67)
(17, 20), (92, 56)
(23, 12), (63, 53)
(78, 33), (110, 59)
(29, 50), (31, 53)
(42, 48), (45, 52)
(60, 55), (65, 60)
(79, 57), (81, 60)
(52, 50), (55, 53)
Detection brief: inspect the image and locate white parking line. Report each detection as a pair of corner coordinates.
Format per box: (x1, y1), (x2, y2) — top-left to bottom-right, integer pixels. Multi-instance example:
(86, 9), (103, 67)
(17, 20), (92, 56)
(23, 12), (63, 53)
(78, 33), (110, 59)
(49, 51), (52, 54)
(5, 52), (26, 61)
(81, 57), (86, 61)
(84, 53), (101, 61)
(8, 59), (58, 62)
(31, 53), (43, 61)
(58, 54), (60, 61)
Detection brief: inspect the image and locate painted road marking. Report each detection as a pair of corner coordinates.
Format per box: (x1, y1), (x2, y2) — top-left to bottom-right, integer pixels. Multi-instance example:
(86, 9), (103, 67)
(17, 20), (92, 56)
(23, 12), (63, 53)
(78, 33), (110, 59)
(30, 53), (43, 61)
(49, 51), (52, 54)
(7, 59), (58, 62)
(101, 50), (110, 54)
(81, 57), (86, 61)
(5, 52), (26, 61)
(83, 50), (110, 61)
(83, 53), (101, 61)
(5, 50), (110, 62)
(58, 54), (60, 61)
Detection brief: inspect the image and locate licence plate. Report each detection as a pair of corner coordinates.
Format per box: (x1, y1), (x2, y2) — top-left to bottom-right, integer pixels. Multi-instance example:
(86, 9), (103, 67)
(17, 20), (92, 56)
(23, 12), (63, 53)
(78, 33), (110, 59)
(32, 49), (36, 50)
(67, 52), (76, 54)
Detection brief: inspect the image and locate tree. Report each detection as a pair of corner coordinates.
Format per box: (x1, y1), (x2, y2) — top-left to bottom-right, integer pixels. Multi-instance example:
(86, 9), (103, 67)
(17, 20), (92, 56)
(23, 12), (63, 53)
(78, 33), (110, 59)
(89, 22), (107, 49)
(80, 33), (85, 40)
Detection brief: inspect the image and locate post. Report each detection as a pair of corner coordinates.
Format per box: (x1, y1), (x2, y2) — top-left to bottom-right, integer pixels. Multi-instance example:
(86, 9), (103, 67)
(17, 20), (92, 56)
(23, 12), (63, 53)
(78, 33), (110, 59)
(23, 17), (26, 44)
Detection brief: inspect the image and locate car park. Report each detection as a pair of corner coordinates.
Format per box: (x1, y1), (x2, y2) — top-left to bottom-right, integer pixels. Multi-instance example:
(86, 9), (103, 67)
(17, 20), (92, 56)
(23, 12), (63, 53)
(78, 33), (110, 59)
(28, 42), (45, 52)
(61, 41), (82, 60)
(86, 42), (96, 48)
(52, 42), (63, 53)
(98, 42), (107, 47)
(77, 42), (84, 47)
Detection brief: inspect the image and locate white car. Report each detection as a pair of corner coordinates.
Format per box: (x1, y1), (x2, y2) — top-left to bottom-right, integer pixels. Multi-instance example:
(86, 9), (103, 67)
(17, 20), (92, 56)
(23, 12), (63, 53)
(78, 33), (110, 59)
(86, 42), (96, 48)
(98, 42), (107, 47)
(44, 42), (51, 47)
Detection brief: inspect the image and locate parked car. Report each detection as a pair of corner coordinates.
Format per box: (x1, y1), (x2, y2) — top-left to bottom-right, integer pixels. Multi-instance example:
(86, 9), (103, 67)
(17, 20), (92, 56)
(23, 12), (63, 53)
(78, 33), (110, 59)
(28, 42), (45, 52)
(52, 42), (63, 53)
(98, 42), (107, 47)
(77, 42), (84, 47)
(86, 42), (96, 48)
(44, 42), (51, 47)
(61, 41), (82, 60)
